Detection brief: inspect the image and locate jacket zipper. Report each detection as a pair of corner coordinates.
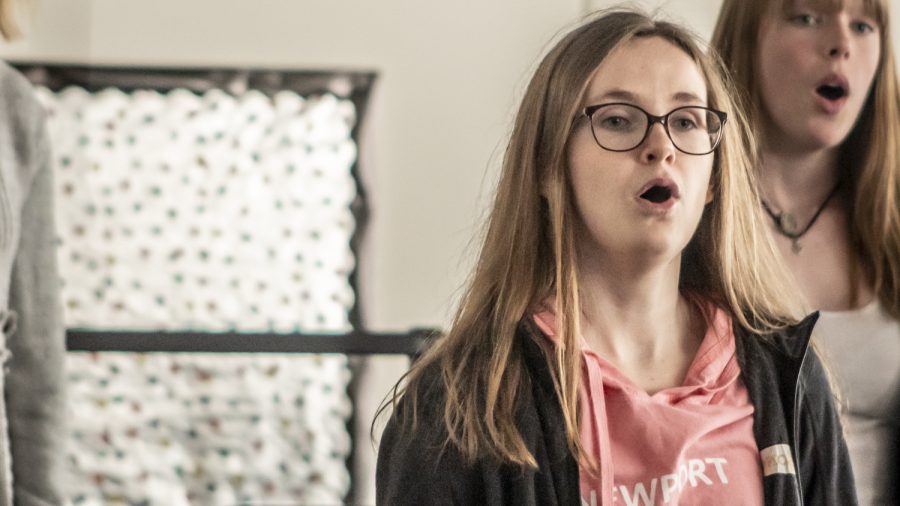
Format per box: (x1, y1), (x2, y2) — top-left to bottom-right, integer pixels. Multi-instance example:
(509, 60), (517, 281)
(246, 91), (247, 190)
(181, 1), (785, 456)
(792, 344), (810, 505)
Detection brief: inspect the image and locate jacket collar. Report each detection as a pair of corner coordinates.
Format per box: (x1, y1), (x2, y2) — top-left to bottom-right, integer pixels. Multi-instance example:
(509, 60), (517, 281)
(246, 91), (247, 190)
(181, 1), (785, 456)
(743, 311), (820, 360)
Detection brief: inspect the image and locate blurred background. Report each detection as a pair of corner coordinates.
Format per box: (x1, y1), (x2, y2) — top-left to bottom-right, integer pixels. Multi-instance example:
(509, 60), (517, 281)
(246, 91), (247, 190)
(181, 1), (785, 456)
(1, 0), (897, 504)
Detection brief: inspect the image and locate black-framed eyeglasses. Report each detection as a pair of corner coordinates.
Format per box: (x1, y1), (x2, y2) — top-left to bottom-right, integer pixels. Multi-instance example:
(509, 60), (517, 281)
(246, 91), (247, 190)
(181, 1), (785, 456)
(582, 103), (727, 155)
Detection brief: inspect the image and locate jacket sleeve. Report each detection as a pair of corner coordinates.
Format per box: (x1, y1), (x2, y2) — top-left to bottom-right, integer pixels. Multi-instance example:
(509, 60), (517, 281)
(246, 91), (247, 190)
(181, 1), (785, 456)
(7, 114), (66, 505)
(375, 389), (482, 506)
(797, 349), (857, 505)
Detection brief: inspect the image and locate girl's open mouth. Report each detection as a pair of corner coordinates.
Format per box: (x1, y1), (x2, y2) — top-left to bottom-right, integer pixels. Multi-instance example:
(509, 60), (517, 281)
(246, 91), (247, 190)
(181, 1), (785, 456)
(816, 83), (846, 101)
(636, 179), (680, 212)
(640, 185), (674, 204)
(814, 74), (850, 114)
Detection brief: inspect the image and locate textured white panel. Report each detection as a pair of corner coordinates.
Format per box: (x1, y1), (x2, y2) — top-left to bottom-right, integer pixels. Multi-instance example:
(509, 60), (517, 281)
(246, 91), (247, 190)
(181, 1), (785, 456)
(38, 86), (357, 332)
(37, 85), (358, 505)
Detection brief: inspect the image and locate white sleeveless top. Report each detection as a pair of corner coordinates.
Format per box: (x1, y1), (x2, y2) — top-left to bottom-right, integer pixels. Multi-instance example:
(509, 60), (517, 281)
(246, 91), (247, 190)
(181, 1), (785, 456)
(815, 300), (900, 506)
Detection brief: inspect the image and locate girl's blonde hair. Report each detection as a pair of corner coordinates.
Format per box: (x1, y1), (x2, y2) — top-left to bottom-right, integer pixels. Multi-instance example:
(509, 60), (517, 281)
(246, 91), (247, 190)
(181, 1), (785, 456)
(712, 0), (900, 318)
(377, 8), (802, 470)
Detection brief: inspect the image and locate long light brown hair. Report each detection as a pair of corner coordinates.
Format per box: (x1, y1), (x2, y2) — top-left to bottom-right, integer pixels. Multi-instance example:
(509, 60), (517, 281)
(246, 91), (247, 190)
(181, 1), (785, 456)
(376, 9), (802, 470)
(712, 0), (900, 319)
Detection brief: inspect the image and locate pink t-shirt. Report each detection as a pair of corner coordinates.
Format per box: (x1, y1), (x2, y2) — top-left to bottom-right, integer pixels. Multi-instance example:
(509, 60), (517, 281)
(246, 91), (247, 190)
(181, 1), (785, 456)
(533, 302), (764, 506)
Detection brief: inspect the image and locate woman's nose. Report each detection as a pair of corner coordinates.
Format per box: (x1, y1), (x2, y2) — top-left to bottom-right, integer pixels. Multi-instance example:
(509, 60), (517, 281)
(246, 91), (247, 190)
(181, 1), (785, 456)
(639, 122), (676, 164)
(826, 20), (852, 59)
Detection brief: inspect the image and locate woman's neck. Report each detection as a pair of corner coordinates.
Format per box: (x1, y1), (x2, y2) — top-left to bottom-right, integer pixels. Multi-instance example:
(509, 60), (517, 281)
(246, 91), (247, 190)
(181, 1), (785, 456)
(760, 143), (874, 311)
(576, 254), (700, 368)
(759, 146), (842, 213)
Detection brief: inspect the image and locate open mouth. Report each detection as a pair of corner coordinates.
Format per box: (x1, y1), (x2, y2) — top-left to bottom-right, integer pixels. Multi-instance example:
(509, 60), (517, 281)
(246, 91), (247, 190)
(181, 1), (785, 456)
(816, 84), (846, 101)
(640, 184), (675, 204)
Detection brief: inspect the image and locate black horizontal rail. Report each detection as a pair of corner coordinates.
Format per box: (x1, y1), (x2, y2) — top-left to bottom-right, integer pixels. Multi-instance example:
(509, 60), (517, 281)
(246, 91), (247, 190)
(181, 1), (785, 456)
(66, 328), (437, 357)
(12, 63), (376, 99)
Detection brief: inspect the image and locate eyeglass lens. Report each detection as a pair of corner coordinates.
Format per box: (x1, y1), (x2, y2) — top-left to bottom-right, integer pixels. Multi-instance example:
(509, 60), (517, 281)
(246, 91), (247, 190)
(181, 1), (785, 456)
(589, 104), (723, 155)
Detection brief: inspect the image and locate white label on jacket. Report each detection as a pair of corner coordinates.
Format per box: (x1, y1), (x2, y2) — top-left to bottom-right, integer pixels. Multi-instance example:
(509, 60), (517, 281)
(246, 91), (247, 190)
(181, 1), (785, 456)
(760, 444), (796, 476)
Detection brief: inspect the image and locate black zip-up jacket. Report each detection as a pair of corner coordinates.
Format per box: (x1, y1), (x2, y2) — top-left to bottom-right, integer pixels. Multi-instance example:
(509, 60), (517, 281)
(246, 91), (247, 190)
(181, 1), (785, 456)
(377, 312), (857, 505)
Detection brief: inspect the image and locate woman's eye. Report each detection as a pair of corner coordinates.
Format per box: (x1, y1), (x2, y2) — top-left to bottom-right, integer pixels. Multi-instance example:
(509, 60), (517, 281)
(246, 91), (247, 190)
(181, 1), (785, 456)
(852, 21), (876, 34)
(672, 118), (697, 131)
(791, 13), (818, 26)
(598, 116), (631, 130)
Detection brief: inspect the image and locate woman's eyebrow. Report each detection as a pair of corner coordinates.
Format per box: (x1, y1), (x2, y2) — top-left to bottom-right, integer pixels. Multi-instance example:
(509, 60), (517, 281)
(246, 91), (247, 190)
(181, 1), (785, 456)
(585, 89), (706, 105)
(587, 89), (637, 104)
(673, 91), (706, 105)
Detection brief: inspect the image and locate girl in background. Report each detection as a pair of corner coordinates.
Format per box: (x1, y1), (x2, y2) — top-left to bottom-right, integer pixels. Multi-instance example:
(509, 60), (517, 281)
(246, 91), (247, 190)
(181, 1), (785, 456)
(713, 1), (900, 503)
(0, 0), (66, 504)
(376, 9), (854, 505)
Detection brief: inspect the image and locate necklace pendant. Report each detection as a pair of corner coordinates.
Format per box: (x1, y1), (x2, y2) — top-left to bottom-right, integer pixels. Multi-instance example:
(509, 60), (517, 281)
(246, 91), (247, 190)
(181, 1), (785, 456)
(791, 239), (802, 254)
(780, 213), (799, 235)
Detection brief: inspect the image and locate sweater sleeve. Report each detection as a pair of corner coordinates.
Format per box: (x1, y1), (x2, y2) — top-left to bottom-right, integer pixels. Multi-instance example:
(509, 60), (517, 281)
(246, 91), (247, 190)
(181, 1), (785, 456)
(7, 112), (66, 505)
(798, 349), (857, 506)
